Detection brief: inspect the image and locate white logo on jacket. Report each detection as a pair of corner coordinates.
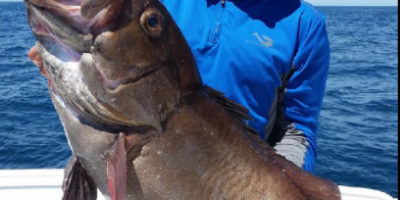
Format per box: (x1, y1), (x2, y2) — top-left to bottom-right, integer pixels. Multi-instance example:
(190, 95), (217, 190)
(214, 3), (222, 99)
(245, 32), (274, 48)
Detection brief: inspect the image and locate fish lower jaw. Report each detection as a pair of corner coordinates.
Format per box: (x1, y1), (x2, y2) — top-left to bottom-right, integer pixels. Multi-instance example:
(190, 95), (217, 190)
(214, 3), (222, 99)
(26, 0), (125, 36)
(26, 0), (92, 32)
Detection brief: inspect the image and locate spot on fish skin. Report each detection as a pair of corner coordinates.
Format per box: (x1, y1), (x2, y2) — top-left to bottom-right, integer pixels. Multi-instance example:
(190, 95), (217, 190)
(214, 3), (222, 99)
(156, 175), (161, 181)
(100, 152), (107, 160)
(102, 31), (114, 38)
(141, 145), (151, 157)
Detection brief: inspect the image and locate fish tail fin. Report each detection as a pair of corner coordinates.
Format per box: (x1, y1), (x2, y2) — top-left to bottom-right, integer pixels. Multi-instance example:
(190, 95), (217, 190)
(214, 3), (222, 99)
(246, 121), (341, 200)
(274, 153), (342, 200)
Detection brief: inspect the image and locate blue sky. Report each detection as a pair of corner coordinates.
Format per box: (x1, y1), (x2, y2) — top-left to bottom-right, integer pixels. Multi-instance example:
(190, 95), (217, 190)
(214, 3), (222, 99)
(0, 0), (398, 6)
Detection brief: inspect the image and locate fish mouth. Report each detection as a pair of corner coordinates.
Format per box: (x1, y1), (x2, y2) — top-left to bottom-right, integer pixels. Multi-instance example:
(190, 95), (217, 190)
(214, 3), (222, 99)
(25, 0), (122, 58)
(25, 0), (92, 59)
(25, 0), (125, 36)
(26, 0), (158, 90)
(25, 0), (131, 59)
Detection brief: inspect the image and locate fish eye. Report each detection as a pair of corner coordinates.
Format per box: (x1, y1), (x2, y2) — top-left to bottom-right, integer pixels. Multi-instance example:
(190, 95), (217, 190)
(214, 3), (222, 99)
(148, 16), (159, 28)
(140, 9), (164, 37)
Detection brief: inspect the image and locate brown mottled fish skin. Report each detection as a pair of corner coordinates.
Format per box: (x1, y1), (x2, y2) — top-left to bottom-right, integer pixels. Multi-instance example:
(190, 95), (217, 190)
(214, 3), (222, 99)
(25, 0), (342, 199)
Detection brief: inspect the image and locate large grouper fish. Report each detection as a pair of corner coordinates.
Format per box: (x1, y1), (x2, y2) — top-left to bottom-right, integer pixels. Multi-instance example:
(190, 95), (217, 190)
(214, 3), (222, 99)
(24, 0), (341, 199)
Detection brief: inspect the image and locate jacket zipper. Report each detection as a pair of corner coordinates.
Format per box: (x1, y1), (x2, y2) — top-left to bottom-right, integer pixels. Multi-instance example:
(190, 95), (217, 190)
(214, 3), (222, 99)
(208, 1), (226, 43)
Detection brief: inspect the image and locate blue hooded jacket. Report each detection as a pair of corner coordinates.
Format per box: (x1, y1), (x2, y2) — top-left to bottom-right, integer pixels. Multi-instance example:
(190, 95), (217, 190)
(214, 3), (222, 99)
(160, 0), (330, 172)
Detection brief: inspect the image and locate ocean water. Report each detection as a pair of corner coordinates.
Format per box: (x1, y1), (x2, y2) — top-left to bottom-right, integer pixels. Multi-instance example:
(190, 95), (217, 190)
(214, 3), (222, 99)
(0, 2), (398, 198)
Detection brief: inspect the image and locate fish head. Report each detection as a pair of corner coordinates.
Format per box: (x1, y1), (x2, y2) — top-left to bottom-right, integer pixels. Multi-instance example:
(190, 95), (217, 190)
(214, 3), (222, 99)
(91, 0), (180, 84)
(86, 0), (204, 132)
(25, 0), (202, 132)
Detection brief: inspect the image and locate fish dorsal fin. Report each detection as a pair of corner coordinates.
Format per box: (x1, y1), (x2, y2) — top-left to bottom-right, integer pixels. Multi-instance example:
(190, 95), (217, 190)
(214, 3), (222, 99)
(205, 86), (258, 135)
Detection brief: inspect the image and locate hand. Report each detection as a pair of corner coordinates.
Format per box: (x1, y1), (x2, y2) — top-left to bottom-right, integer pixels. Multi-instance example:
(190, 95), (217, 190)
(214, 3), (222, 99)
(28, 46), (46, 76)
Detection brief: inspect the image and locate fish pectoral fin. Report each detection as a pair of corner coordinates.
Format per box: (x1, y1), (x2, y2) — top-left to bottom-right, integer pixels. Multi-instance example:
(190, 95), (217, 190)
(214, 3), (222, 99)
(107, 133), (127, 200)
(62, 156), (98, 200)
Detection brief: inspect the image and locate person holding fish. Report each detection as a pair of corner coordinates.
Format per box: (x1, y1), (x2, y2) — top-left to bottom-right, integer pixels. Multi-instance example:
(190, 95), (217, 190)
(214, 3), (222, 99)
(28, 0), (330, 173)
(159, 0), (330, 173)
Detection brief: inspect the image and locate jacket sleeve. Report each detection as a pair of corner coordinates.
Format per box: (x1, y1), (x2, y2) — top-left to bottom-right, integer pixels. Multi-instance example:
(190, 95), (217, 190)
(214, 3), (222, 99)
(272, 16), (330, 172)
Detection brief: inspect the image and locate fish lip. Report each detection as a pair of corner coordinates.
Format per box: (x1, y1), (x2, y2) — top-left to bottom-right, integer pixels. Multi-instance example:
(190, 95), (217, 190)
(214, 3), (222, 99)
(24, 0), (82, 15)
(25, 0), (84, 25)
(26, 0), (127, 35)
(24, 0), (42, 9)
(25, 1), (49, 35)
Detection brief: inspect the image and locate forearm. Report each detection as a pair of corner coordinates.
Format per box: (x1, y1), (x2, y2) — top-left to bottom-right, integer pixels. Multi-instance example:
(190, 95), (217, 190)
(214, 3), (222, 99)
(273, 123), (316, 172)
(264, 80), (317, 172)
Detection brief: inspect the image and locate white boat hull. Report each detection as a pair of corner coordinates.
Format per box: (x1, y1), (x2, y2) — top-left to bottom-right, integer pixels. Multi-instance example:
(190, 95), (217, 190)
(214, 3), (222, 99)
(0, 169), (396, 200)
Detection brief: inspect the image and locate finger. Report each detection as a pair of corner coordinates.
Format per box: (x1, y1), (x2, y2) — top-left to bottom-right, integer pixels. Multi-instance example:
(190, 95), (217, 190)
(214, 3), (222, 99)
(28, 46), (43, 68)
(28, 46), (47, 76)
